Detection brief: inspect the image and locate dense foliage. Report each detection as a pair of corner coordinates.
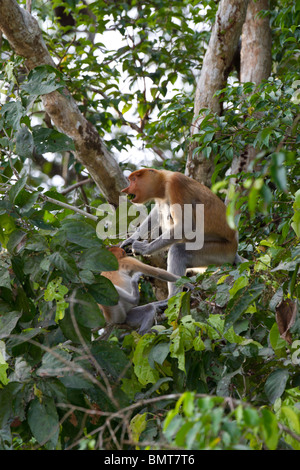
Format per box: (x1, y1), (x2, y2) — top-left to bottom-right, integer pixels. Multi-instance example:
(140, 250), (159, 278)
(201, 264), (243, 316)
(0, 0), (299, 450)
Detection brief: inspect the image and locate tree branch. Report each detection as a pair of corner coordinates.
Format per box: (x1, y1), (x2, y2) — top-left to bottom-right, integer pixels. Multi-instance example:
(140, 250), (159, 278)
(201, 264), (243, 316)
(60, 178), (93, 195)
(38, 193), (98, 221)
(185, 0), (249, 185)
(0, 0), (127, 206)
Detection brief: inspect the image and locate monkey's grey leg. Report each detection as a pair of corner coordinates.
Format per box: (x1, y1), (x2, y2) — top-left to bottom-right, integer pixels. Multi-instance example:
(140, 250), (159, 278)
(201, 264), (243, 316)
(126, 299), (169, 335)
(233, 253), (248, 264)
(167, 243), (188, 296)
(126, 304), (157, 335)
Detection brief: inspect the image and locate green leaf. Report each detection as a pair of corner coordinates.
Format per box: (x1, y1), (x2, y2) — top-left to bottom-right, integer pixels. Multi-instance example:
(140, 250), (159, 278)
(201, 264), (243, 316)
(48, 250), (79, 282)
(170, 327), (186, 372)
(25, 233), (49, 252)
(203, 131), (215, 143)
(28, 397), (59, 449)
(21, 65), (65, 96)
(87, 276), (119, 306)
(1, 100), (26, 130)
(269, 322), (287, 357)
(243, 408), (260, 427)
(59, 310), (92, 345)
(202, 146), (212, 159)
(182, 391), (195, 417)
(229, 276), (249, 297)
(0, 267), (11, 290)
(264, 369), (289, 403)
(44, 278), (69, 322)
(92, 341), (131, 380)
(130, 413), (147, 443)
(0, 342), (9, 386)
(19, 191), (40, 215)
(133, 335), (160, 386)
(216, 368), (241, 397)
(61, 218), (102, 248)
(270, 152), (287, 192)
(281, 405), (300, 435)
(259, 127), (273, 147)
(80, 247), (119, 272)
(44, 277), (68, 302)
(36, 349), (72, 378)
(207, 314), (224, 334)
(6, 229), (26, 254)
(165, 292), (185, 323)
(225, 281), (265, 329)
(32, 127), (75, 154)
(9, 176), (27, 204)
(15, 127), (34, 159)
(0, 308), (22, 340)
(72, 289), (105, 329)
(148, 342), (170, 368)
(291, 189), (300, 237)
(261, 408), (279, 450)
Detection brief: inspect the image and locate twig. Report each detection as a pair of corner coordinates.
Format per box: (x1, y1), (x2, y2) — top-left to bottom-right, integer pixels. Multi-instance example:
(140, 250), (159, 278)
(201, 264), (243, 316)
(278, 423), (300, 444)
(38, 192), (98, 221)
(61, 177), (92, 194)
(26, 0), (32, 13)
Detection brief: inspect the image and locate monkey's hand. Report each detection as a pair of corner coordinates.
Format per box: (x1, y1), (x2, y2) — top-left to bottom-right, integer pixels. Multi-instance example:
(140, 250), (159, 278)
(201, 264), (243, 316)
(120, 237), (133, 248)
(132, 271), (143, 282)
(120, 235), (140, 249)
(132, 240), (151, 256)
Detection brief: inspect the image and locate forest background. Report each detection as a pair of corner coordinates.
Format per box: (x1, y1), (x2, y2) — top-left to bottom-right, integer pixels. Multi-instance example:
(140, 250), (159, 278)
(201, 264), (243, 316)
(0, 0), (299, 450)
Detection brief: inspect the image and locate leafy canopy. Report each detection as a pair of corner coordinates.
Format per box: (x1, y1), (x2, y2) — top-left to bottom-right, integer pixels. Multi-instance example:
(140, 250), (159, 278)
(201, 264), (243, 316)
(0, 0), (299, 450)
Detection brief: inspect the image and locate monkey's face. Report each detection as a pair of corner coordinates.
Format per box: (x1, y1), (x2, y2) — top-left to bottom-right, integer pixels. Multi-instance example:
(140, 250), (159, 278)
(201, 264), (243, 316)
(122, 169), (162, 203)
(122, 173), (144, 203)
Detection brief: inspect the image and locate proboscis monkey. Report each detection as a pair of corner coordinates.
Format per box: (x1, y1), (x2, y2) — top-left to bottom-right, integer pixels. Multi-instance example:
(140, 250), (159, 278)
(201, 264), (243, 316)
(121, 169), (240, 295)
(99, 246), (185, 334)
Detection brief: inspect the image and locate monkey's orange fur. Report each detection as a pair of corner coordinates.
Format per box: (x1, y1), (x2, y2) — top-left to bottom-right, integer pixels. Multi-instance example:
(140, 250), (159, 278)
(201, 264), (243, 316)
(122, 168), (238, 253)
(99, 246), (179, 324)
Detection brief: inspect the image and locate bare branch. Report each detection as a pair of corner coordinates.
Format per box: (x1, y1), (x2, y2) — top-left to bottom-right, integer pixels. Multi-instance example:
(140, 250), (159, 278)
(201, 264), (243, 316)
(61, 178), (93, 195)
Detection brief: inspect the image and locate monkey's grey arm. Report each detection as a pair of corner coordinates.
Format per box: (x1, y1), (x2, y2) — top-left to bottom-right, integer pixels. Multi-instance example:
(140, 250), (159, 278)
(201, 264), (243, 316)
(131, 226), (180, 256)
(115, 272), (142, 305)
(121, 204), (160, 248)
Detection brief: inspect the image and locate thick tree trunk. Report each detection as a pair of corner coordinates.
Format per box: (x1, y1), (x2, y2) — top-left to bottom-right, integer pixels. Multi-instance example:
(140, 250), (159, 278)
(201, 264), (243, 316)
(231, 0), (272, 175)
(185, 0), (249, 186)
(0, 0), (127, 206)
(240, 0), (272, 84)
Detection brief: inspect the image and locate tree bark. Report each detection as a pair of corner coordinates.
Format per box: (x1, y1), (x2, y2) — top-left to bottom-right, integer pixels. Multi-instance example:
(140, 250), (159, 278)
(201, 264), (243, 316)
(240, 0), (272, 84)
(0, 0), (127, 206)
(185, 0), (249, 186)
(230, 0), (272, 175)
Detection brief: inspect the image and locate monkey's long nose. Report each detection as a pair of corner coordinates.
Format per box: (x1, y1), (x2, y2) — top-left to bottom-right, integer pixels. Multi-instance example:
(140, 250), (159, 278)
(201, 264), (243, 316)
(121, 186), (130, 193)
